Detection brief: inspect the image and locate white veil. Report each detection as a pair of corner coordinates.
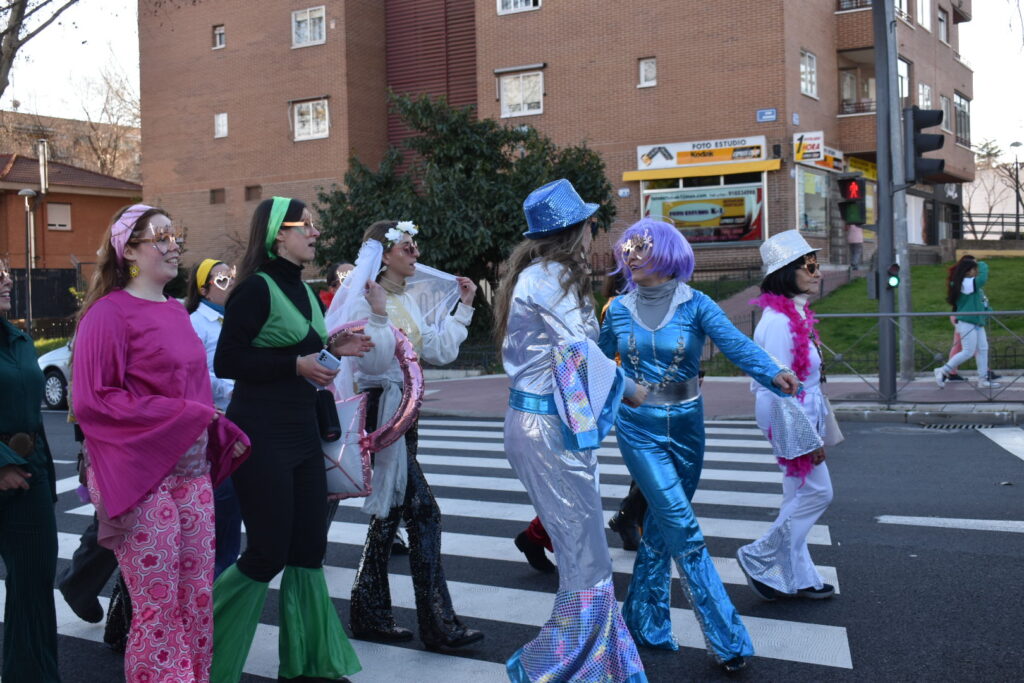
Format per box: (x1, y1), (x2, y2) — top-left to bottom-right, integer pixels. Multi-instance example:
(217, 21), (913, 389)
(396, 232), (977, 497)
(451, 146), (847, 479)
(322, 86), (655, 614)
(324, 239), (383, 400)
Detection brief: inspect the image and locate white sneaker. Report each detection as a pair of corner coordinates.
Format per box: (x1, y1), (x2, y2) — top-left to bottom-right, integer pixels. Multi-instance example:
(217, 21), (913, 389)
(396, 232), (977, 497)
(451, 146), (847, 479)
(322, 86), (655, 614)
(933, 368), (947, 388)
(977, 379), (1002, 389)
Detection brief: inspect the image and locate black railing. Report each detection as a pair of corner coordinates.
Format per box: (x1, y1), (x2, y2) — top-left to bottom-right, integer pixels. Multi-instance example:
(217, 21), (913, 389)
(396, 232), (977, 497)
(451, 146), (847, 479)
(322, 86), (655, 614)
(839, 100), (877, 114)
(837, 0), (872, 10)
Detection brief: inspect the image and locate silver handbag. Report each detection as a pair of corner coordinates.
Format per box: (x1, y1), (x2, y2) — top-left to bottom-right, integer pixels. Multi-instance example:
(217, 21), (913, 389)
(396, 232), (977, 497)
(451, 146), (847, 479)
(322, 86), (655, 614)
(768, 395), (824, 460)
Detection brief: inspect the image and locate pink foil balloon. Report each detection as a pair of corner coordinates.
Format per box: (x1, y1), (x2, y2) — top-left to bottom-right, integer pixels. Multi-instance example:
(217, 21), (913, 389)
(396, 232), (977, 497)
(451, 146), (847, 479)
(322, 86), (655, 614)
(330, 320), (424, 453)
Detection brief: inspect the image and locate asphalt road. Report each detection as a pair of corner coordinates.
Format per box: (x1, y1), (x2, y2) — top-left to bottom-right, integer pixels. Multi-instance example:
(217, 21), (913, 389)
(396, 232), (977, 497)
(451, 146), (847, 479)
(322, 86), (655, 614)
(2, 413), (1022, 682)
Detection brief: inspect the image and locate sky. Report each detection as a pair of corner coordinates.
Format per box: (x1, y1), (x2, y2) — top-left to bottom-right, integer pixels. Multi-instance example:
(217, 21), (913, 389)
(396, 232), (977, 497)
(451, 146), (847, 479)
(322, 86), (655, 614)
(3, 0), (1023, 160)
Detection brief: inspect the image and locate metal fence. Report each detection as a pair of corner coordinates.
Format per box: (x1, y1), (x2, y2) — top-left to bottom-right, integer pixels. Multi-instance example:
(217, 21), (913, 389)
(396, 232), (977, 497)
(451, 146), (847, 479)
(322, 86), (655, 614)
(962, 213), (1024, 240)
(5, 268), (78, 326)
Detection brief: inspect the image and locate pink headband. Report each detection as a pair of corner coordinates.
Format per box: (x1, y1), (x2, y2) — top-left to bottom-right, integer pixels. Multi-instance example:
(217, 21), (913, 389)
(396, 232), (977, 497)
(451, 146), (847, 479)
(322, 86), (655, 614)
(111, 204), (155, 264)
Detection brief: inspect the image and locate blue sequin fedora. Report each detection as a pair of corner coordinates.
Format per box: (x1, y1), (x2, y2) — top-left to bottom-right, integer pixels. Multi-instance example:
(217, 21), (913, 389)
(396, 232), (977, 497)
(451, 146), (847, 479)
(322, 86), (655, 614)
(522, 178), (599, 239)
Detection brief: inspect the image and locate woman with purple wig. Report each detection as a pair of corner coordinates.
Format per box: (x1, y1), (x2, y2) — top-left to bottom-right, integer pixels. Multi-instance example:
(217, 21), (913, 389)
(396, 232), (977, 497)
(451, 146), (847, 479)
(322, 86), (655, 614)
(598, 218), (799, 673)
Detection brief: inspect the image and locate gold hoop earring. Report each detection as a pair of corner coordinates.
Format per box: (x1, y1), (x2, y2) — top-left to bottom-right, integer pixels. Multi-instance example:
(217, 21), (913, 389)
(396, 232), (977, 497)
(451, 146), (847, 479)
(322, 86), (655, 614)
(128, 263), (140, 278)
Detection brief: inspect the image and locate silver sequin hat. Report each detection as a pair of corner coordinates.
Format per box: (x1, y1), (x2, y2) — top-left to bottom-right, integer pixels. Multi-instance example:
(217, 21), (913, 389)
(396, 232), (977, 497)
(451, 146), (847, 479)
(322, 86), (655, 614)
(522, 178), (599, 239)
(760, 230), (819, 276)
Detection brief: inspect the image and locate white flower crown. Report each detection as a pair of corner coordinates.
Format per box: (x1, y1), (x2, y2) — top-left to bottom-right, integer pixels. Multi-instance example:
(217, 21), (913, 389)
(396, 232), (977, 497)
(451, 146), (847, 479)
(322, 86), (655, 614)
(384, 220), (419, 247)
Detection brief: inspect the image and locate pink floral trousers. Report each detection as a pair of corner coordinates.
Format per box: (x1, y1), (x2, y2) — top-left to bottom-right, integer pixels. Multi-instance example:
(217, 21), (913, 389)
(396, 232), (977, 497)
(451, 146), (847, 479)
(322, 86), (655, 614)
(88, 469), (216, 682)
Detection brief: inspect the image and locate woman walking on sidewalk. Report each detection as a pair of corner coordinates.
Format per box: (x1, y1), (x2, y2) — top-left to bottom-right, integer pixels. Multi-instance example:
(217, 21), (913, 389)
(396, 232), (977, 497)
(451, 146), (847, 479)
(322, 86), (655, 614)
(934, 255), (999, 389)
(599, 218), (798, 673)
(496, 179), (648, 683)
(738, 230), (838, 602)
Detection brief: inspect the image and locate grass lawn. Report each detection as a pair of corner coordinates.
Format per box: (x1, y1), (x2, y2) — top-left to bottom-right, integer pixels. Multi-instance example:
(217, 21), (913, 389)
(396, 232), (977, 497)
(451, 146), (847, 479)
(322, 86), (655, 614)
(35, 337), (69, 356)
(814, 257), (1024, 374)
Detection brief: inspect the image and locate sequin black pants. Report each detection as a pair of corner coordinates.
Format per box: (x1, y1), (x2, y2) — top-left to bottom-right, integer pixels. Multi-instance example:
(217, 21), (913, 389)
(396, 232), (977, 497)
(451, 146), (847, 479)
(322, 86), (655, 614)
(349, 390), (468, 644)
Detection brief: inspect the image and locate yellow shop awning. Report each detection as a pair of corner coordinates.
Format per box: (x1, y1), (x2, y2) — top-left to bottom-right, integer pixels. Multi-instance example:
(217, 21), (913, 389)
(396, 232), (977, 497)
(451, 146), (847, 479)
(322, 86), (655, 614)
(622, 159), (781, 182)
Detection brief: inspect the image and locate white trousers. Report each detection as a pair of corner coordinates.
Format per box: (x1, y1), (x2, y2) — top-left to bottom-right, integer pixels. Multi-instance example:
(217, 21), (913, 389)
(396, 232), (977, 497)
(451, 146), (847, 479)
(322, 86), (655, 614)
(944, 322), (989, 378)
(737, 462), (833, 594)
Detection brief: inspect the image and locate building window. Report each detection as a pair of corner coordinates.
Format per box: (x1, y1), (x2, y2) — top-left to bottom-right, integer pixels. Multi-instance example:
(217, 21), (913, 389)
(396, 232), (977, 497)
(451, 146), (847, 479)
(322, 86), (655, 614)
(897, 57), (910, 106)
(638, 58), (657, 88)
(212, 24), (225, 49)
(894, 0), (911, 22)
(498, 0), (540, 15)
(293, 99), (330, 140)
(953, 92), (970, 147)
(210, 188), (226, 204)
(500, 71), (543, 117)
(47, 203), (71, 231)
(918, 82), (932, 108)
(937, 8), (949, 43)
(916, 0), (931, 30)
(214, 112), (228, 138)
(800, 50), (817, 98)
(292, 6), (325, 47)
(940, 95), (952, 132)
(245, 185), (262, 202)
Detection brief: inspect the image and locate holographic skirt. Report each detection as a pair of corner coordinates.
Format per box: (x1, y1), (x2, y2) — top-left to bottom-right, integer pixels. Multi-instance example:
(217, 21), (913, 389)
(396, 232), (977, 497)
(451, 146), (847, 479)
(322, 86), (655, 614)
(506, 578), (647, 683)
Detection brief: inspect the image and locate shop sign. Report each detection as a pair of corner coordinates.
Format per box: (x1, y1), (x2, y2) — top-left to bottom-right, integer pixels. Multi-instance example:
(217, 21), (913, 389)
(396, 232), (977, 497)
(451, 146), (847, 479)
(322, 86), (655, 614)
(793, 131), (844, 172)
(847, 156), (878, 181)
(644, 185), (764, 243)
(636, 136), (766, 170)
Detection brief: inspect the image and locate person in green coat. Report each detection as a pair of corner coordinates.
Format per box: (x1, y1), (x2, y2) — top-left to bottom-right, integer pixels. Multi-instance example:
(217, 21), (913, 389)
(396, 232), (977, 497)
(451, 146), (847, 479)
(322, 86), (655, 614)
(0, 259), (61, 682)
(934, 256), (999, 389)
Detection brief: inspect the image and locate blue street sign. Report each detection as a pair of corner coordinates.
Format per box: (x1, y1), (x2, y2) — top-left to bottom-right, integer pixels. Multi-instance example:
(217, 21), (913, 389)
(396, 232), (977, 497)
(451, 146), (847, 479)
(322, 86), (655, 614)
(756, 108), (777, 123)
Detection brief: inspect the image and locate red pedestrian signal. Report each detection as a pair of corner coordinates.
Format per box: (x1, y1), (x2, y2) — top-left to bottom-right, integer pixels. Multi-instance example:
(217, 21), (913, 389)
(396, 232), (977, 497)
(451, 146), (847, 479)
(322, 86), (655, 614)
(837, 177), (867, 225)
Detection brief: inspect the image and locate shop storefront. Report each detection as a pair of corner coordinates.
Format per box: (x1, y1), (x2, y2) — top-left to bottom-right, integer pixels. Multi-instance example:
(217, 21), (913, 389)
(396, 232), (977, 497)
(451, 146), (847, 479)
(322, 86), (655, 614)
(792, 131), (845, 239)
(623, 135), (781, 246)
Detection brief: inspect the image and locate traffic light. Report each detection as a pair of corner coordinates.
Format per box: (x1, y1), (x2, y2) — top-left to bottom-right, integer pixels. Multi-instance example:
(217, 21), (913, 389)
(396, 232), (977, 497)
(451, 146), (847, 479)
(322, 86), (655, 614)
(837, 176), (867, 224)
(904, 106), (945, 183)
(886, 263), (901, 288)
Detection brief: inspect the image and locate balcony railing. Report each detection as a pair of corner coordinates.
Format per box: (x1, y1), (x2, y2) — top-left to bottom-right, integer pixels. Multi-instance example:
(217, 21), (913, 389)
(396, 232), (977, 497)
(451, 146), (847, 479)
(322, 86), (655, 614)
(956, 133), (971, 147)
(840, 100), (877, 114)
(836, 0), (871, 9)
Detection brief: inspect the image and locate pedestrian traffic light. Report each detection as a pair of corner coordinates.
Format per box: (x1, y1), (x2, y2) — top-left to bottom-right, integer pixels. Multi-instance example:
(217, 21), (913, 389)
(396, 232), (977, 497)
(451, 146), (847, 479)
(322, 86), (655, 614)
(904, 106), (945, 183)
(837, 176), (867, 224)
(886, 263), (900, 288)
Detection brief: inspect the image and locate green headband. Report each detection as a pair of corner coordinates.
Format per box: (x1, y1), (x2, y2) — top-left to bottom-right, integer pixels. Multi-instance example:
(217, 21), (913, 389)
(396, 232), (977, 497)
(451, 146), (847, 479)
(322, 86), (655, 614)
(265, 196), (292, 258)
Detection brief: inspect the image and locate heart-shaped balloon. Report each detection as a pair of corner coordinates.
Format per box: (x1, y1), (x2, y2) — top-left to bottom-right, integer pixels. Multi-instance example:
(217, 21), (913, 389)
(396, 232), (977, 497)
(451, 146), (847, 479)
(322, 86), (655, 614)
(322, 321), (424, 498)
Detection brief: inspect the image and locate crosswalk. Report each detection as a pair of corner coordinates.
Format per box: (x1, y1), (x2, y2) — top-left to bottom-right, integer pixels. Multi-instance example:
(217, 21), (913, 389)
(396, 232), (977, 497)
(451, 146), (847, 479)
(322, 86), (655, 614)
(40, 416), (852, 680)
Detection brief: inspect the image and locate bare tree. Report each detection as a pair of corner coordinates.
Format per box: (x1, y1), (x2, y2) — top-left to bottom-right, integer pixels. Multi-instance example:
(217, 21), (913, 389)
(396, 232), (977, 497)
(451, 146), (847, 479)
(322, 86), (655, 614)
(964, 140), (1014, 238)
(79, 61), (141, 178)
(0, 1), (81, 101)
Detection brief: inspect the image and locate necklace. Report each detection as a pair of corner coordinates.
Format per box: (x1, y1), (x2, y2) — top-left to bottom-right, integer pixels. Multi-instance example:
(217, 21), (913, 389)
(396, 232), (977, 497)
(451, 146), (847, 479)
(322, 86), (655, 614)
(627, 322), (687, 391)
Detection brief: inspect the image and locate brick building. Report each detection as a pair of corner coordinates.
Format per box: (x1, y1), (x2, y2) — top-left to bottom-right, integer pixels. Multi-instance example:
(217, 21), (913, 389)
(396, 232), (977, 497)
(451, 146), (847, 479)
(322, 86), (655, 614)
(138, 0), (974, 273)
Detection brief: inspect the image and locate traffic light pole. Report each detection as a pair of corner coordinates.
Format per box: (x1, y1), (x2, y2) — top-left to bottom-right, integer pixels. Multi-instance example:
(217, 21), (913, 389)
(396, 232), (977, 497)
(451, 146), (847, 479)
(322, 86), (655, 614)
(873, 0), (897, 402)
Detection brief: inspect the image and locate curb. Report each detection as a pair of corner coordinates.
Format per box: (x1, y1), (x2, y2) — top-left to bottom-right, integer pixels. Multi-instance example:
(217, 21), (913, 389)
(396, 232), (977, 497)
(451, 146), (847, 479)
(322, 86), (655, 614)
(834, 409), (1021, 426)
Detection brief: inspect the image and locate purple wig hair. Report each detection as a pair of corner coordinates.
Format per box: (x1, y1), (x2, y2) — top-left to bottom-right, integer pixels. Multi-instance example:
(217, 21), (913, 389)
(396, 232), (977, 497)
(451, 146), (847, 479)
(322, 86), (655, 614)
(612, 218), (695, 292)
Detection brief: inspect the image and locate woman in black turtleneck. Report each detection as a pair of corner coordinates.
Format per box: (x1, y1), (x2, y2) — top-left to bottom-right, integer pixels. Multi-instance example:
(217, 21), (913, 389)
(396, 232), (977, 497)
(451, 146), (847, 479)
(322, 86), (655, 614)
(211, 197), (375, 683)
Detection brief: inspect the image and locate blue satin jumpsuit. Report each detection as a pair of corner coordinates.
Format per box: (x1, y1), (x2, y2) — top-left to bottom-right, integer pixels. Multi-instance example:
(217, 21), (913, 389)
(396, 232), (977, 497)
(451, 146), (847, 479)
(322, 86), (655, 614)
(599, 282), (785, 663)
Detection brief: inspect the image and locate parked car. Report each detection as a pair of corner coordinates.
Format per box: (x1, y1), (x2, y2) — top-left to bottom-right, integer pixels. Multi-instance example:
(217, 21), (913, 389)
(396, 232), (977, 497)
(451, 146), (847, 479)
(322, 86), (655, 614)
(37, 343), (71, 410)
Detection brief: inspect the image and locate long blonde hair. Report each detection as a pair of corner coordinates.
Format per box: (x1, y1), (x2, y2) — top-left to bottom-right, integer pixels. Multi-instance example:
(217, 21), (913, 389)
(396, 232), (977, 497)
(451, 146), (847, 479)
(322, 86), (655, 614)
(493, 221), (590, 346)
(76, 205), (168, 326)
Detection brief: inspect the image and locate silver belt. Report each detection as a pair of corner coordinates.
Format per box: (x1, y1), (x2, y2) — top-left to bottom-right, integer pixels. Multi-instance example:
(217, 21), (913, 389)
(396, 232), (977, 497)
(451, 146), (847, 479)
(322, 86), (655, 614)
(644, 376), (701, 405)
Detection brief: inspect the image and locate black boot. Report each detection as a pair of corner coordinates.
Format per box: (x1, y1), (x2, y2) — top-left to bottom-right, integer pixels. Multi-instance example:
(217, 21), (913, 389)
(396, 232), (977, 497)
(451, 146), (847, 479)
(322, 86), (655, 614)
(608, 512), (641, 551)
(514, 530), (556, 572)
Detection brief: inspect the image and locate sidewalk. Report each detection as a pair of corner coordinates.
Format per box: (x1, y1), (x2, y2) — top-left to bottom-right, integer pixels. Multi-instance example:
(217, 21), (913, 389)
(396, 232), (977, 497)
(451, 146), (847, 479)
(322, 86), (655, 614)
(421, 373), (1024, 425)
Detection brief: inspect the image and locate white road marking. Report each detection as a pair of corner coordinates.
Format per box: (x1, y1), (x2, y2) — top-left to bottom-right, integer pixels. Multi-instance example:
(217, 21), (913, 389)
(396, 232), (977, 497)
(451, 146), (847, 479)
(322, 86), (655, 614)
(876, 516), (1024, 533)
(979, 427), (1024, 464)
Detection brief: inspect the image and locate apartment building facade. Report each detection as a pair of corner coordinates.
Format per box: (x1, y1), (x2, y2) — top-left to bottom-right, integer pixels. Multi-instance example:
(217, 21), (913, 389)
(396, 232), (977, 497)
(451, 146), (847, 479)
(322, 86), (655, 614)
(139, 0), (974, 271)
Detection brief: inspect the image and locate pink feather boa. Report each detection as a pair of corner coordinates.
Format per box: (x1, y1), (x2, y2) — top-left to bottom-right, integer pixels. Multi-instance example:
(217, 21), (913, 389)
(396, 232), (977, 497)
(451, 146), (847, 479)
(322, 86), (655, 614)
(749, 292), (819, 382)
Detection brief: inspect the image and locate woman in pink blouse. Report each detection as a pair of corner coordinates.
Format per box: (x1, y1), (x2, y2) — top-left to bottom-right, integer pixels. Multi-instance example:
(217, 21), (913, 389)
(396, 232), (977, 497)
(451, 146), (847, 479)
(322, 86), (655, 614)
(72, 204), (249, 683)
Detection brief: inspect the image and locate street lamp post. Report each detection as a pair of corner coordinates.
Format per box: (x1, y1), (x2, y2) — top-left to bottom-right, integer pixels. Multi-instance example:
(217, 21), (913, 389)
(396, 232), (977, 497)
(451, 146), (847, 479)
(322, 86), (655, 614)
(1011, 141), (1022, 240)
(18, 189), (37, 334)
